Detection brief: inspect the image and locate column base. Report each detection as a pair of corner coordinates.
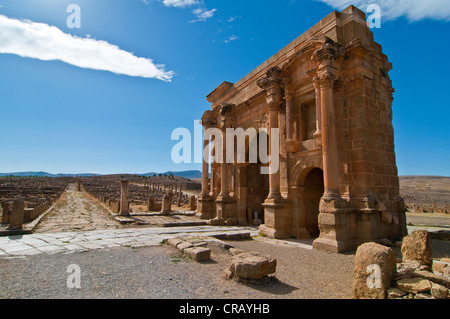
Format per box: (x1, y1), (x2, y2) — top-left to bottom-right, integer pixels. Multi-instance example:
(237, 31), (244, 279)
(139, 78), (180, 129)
(312, 198), (358, 253)
(216, 195), (237, 220)
(197, 195), (216, 220)
(209, 218), (226, 226)
(260, 198), (292, 239)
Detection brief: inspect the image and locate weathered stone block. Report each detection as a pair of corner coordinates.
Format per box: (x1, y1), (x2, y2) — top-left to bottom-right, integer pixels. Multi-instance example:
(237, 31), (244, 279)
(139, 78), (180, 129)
(184, 247), (211, 262)
(352, 242), (397, 299)
(397, 278), (432, 294)
(401, 230), (432, 267)
(228, 252), (276, 280)
(177, 242), (193, 252)
(167, 238), (184, 248)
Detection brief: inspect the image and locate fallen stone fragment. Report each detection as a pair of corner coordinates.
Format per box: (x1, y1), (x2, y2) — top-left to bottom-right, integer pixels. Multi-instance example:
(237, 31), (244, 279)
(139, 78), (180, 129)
(184, 247), (211, 262)
(397, 277), (432, 294)
(410, 270), (450, 287)
(431, 282), (448, 299)
(227, 252), (276, 280)
(414, 293), (434, 300)
(387, 287), (407, 299)
(396, 260), (424, 277)
(401, 230), (432, 267)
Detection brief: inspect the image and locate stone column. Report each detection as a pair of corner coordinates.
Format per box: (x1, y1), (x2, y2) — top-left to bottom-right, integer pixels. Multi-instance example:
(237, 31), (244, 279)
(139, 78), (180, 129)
(267, 103), (282, 200)
(201, 135), (210, 196)
(219, 125), (229, 199)
(213, 103), (237, 225)
(119, 179), (130, 216)
(257, 67), (292, 239)
(198, 113), (217, 220)
(8, 196), (24, 230)
(313, 77), (322, 147)
(318, 71), (340, 201)
(285, 84), (294, 142)
(311, 39), (356, 253)
(257, 68), (283, 201)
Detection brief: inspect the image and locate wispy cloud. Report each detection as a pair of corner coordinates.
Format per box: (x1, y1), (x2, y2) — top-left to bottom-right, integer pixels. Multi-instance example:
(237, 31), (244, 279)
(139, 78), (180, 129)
(189, 8), (217, 22)
(159, 0), (217, 23)
(224, 35), (238, 43)
(317, 0), (450, 22)
(162, 0), (199, 8)
(0, 15), (174, 81)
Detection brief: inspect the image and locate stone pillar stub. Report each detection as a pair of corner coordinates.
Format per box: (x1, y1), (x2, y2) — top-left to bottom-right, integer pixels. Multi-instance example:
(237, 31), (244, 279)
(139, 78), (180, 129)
(8, 197), (25, 230)
(161, 194), (171, 215)
(1, 201), (11, 224)
(119, 179), (130, 216)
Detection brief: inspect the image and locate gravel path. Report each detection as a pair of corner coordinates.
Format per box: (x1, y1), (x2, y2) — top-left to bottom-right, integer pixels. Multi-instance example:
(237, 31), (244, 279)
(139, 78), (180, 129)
(0, 237), (354, 299)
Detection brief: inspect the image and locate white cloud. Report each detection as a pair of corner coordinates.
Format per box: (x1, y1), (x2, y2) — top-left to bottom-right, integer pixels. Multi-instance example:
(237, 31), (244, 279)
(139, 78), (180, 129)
(0, 15), (174, 81)
(224, 35), (237, 43)
(162, 0), (198, 8)
(317, 0), (450, 22)
(189, 8), (217, 22)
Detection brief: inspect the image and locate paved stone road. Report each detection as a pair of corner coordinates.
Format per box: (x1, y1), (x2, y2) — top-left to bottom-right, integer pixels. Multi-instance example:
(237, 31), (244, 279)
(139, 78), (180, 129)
(0, 226), (259, 258)
(33, 183), (122, 233)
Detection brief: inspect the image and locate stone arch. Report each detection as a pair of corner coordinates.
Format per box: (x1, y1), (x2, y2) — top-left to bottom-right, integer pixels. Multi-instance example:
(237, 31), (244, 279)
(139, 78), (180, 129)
(289, 155), (324, 238)
(289, 155), (323, 187)
(302, 168), (324, 237)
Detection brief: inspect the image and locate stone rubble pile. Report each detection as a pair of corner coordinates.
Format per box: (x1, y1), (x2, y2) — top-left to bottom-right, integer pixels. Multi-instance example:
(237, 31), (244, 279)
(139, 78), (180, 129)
(353, 229), (449, 299)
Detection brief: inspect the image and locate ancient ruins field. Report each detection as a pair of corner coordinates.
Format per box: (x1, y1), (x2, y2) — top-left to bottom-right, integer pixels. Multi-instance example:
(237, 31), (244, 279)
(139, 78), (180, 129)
(400, 176), (450, 214)
(0, 174), (449, 300)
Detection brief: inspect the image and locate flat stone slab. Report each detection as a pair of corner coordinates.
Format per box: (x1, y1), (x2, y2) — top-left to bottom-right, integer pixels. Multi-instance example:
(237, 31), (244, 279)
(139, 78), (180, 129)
(0, 226), (258, 258)
(210, 232), (252, 241)
(114, 217), (136, 224)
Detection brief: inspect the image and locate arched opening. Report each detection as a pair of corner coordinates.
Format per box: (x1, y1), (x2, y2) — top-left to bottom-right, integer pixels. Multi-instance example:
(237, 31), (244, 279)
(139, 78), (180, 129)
(244, 131), (269, 224)
(303, 168), (324, 238)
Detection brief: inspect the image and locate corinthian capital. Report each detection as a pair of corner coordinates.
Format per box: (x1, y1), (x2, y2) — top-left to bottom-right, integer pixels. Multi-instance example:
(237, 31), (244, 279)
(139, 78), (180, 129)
(317, 71), (338, 90)
(201, 110), (217, 129)
(312, 37), (344, 68)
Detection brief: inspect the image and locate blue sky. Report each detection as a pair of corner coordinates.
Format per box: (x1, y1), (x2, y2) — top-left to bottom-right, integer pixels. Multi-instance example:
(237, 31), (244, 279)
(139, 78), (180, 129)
(0, 0), (449, 176)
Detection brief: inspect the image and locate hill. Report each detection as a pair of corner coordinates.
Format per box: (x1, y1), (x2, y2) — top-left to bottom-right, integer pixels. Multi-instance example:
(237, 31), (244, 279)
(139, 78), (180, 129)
(0, 170), (202, 179)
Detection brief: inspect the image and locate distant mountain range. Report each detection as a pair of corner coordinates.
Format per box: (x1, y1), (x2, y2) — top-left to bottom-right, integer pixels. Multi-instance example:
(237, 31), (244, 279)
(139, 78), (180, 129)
(141, 170), (202, 179)
(0, 171), (102, 177)
(0, 170), (203, 179)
